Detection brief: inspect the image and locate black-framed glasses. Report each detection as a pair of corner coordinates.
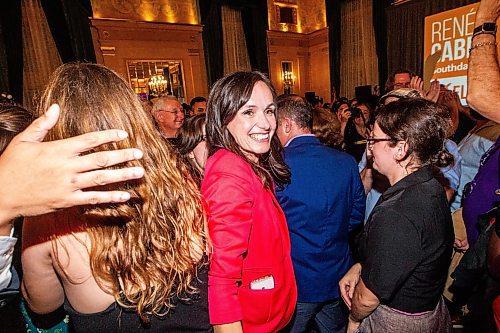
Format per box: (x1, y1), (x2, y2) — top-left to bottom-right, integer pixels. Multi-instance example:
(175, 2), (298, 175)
(366, 137), (392, 146)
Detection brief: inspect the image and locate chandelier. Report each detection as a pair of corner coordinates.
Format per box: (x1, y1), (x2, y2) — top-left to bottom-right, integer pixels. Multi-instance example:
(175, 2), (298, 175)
(148, 75), (168, 97)
(282, 70), (296, 94)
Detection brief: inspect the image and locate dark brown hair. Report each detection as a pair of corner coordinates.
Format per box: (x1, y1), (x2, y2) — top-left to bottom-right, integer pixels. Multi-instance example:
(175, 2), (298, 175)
(376, 98), (454, 168)
(177, 114), (206, 186)
(190, 96), (207, 108)
(312, 107), (342, 149)
(206, 71), (290, 188)
(0, 103), (33, 154)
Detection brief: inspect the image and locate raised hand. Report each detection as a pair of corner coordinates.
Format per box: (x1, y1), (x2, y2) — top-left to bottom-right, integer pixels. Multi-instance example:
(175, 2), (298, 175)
(425, 80), (441, 103)
(0, 104), (145, 223)
(338, 108), (351, 124)
(409, 75), (424, 94)
(408, 75), (440, 103)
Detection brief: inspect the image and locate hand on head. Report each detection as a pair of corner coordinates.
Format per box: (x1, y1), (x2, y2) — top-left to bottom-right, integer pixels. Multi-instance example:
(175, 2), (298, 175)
(0, 104), (145, 223)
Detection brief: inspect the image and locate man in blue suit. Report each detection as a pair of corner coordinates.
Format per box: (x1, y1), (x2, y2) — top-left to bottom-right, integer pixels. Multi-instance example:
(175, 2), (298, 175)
(275, 95), (365, 333)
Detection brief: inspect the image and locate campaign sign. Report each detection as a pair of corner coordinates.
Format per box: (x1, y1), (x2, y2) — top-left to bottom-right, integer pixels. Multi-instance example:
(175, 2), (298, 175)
(424, 3), (499, 104)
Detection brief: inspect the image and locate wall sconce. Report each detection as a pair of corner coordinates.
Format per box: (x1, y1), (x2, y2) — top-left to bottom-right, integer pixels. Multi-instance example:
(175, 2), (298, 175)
(281, 61), (295, 94)
(148, 75), (168, 97)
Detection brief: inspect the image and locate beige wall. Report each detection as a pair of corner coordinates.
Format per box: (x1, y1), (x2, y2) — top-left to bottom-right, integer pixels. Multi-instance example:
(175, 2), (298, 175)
(267, 28), (330, 103)
(308, 29), (331, 103)
(268, 31), (307, 97)
(90, 19), (208, 103)
(268, 0), (326, 34)
(267, 0), (330, 102)
(89, 0), (330, 102)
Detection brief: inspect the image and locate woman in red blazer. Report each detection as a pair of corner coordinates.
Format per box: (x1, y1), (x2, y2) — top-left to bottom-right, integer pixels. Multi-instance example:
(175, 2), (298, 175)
(202, 71), (297, 333)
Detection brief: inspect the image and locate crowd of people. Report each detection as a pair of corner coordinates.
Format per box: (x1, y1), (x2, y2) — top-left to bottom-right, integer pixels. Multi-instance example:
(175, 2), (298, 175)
(0, 0), (499, 332)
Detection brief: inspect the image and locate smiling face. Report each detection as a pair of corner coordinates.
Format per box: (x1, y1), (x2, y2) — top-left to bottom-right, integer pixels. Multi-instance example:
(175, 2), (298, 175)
(163, 99), (185, 130)
(359, 105), (370, 120)
(226, 81), (276, 163)
(154, 98), (185, 137)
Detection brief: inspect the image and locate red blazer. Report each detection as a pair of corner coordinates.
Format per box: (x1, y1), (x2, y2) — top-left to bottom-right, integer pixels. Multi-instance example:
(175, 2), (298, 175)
(201, 149), (297, 333)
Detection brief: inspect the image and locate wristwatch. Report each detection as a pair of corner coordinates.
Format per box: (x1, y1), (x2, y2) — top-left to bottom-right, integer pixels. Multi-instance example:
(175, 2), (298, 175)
(473, 22), (497, 37)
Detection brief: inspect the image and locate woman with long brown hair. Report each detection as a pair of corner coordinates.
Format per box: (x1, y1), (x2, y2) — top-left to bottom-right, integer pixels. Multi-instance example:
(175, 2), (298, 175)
(177, 114), (208, 187)
(21, 63), (210, 332)
(202, 71), (297, 333)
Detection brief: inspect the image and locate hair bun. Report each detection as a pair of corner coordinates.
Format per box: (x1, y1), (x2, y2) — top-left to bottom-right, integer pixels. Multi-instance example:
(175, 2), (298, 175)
(431, 149), (454, 168)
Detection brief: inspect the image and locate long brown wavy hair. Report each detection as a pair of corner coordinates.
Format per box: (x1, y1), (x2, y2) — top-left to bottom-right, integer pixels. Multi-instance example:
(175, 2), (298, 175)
(36, 63), (206, 321)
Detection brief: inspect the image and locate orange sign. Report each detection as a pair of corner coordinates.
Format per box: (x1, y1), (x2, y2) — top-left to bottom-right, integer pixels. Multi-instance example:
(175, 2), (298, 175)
(424, 3), (499, 102)
(424, 3), (478, 79)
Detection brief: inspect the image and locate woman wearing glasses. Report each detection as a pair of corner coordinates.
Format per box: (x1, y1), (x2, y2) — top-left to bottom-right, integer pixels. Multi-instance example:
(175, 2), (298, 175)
(340, 98), (454, 333)
(151, 96), (185, 146)
(202, 71), (297, 333)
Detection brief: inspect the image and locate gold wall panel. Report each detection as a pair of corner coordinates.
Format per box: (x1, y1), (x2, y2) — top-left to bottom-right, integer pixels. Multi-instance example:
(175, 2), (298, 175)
(268, 0), (326, 34)
(267, 29), (330, 102)
(91, 0), (199, 25)
(90, 19), (208, 102)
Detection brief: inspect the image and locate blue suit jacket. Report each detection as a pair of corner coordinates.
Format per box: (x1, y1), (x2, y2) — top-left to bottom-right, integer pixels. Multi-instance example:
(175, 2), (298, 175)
(276, 135), (365, 302)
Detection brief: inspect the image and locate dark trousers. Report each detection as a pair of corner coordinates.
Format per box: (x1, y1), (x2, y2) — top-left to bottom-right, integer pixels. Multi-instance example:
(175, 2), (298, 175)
(283, 299), (347, 333)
